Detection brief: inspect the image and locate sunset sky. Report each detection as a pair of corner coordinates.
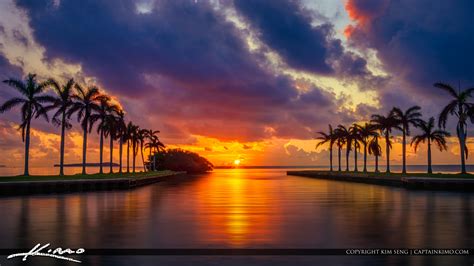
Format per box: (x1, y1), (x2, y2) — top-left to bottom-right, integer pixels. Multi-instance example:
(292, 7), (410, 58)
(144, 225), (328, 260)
(0, 0), (473, 168)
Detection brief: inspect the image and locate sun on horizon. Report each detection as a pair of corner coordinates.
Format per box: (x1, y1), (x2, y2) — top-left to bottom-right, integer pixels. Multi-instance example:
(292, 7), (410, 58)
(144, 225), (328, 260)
(233, 159), (241, 166)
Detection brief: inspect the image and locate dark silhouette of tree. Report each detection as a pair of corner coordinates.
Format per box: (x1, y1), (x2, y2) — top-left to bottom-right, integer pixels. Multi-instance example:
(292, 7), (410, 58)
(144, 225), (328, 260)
(103, 111), (121, 173)
(368, 135), (382, 172)
(116, 110), (126, 173)
(435, 82), (474, 173)
(315, 124), (336, 171)
(152, 148), (212, 174)
(391, 106), (423, 173)
(46, 78), (76, 176)
(145, 135), (165, 171)
(0, 74), (52, 176)
(68, 84), (105, 175)
(371, 112), (400, 173)
(336, 125), (351, 171)
(356, 123), (379, 173)
(411, 117), (450, 173)
(89, 97), (120, 174)
(349, 124), (363, 172)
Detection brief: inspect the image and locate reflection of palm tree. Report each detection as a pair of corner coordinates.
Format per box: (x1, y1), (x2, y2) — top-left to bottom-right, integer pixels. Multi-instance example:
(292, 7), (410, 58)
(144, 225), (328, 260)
(371, 112), (400, 173)
(336, 125), (351, 171)
(391, 106), (423, 174)
(411, 117), (450, 173)
(47, 78), (75, 176)
(68, 84), (105, 175)
(368, 135), (382, 172)
(0, 74), (52, 176)
(357, 123), (378, 173)
(90, 97), (119, 174)
(316, 124), (336, 171)
(435, 82), (474, 173)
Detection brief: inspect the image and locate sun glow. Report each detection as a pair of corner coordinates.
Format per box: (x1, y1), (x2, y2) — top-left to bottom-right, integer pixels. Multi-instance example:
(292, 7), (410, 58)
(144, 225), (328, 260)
(233, 159), (241, 166)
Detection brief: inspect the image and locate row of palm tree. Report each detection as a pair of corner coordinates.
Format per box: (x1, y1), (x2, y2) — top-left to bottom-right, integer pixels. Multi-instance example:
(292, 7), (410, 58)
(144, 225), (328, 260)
(0, 73), (165, 176)
(317, 82), (472, 174)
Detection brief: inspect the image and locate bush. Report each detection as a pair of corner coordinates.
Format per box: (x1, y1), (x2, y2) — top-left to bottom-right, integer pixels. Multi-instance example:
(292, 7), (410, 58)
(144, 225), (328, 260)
(150, 148), (213, 174)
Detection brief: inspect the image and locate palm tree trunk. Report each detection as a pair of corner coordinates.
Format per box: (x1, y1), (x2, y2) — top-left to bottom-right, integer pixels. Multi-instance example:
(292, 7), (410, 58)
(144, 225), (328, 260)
(329, 145), (333, 172)
(132, 141), (136, 173)
(427, 139), (432, 174)
(402, 129), (407, 174)
(82, 121), (88, 175)
(141, 142), (145, 171)
(109, 135), (114, 173)
(363, 143), (367, 172)
(338, 147), (341, 172)
(24, 119), (31, 176)
(385, 132), (390, 173)
(354, 146), (358, 172)
(459, 124), (467, 174)
(59, 112), (66, 176)
(119, 137), (123, 173)
(345, 145), (350, 171)
(375, 137), (379, 172)
(99, 130), (104, 174)
(126, 140), (130, 173)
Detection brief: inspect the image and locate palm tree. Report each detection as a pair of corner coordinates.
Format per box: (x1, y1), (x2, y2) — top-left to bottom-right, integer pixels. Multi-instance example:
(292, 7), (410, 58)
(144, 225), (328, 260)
(349, 124), (362, 172)
(137, 129), (147, 171)
(357, 123), (378, 172)
(371, 112), (400, 173)
(68, 84), (105, 175)
(368, 135), (382, 172)
(0, 74), (52, 176)
(144, 135), (165, 171)
(411, 117), (450, 173)
(125, 122), (140, 173)
(116, 110), (126, 173)
(315, 124), (336, 171)
(391, 106), (423, 174)
(46, 78), (75, 176)
(125, 122), (135, 173)
(89, 97), (120, 174)
(435, 82), (474, 174)
(336, 125), (351, 171)
(333, 128), (346, 172)
(103, 112), (120, 173)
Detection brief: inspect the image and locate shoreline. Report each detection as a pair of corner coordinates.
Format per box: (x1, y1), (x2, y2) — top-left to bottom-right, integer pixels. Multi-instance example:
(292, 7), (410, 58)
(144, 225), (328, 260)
(0, 171), (187, 196)
(287, 171), (474, 191)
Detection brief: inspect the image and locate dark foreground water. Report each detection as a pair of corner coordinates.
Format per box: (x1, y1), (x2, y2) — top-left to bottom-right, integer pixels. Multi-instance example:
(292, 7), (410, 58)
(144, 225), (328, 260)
(0, 168), (473, 266)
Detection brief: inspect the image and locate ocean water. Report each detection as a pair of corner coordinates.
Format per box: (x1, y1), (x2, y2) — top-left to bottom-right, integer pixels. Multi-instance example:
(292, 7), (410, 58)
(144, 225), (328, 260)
(0, 168), (472, 266)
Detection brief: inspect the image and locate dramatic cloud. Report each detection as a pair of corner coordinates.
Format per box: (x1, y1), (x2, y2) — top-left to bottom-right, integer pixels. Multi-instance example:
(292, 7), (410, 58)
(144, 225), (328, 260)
(346, 0), (474, 96)
(14, 0), (349, 142)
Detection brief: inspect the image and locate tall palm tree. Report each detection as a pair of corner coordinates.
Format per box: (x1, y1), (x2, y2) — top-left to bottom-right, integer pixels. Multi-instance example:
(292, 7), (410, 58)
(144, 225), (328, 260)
(68, 84), (105, 175)
(336, 125), (351, 171)
(102, 112), (121, 173)
(126, 122), (140, 173)
(333, 128), (346, 172)
(371, 112), (400, 173)
(356, 123), (378, 172)
(137, 129), (148, 171)
(368, 135), (382, 172)
(315, 124), (336, 172)
(391, 106), (423, 174)
(46, 78), (75, 176)
(0, 74), (52, 176)
(349, 124), (362, 172)
(144, 135), (165, 171)
(116, 110), (126, 173)
(435, 82), (474, 174)
(125, 122), (135, 173)
(89, 97), (119, 174)
(411, 117), (450, 174)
